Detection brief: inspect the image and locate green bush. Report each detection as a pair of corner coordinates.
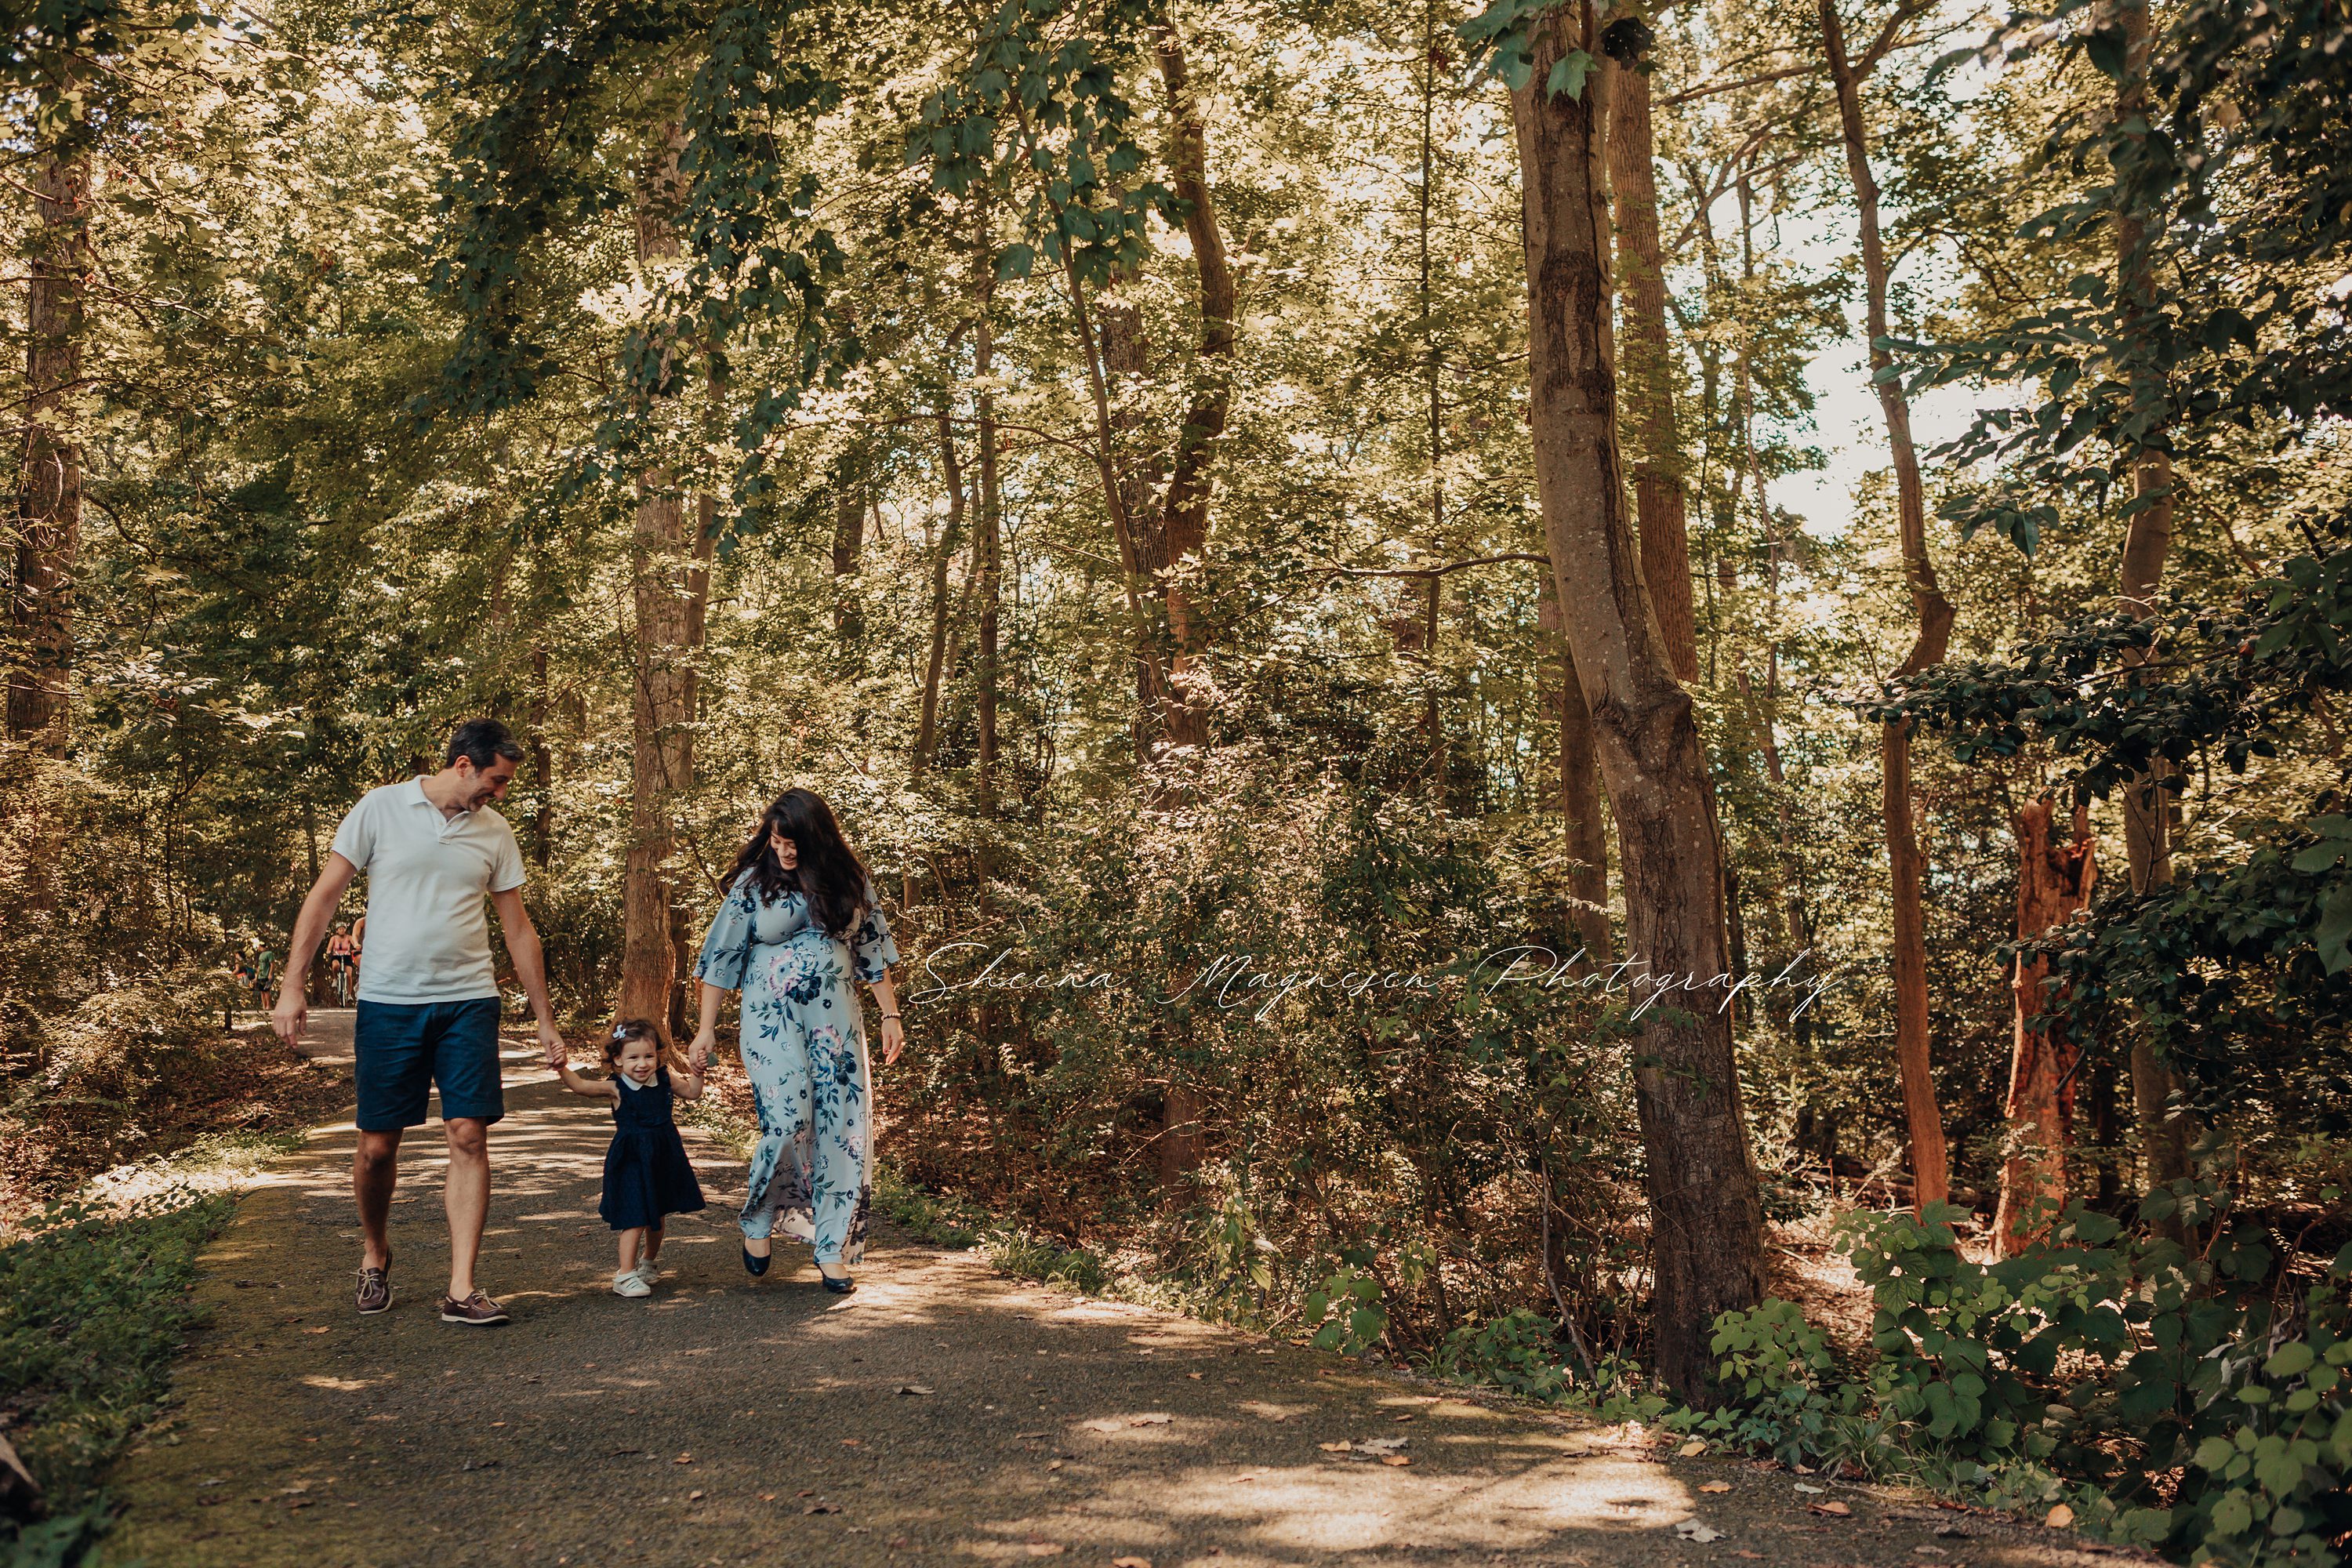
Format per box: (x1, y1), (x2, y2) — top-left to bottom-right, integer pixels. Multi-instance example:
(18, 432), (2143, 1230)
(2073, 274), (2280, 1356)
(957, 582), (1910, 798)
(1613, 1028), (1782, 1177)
(1668, 1193), (2352, 1566)
(1302, 1261), (1386, 1355)
(1438, 1308), (1578, 1401)
(1667, 1297), (1882, 1465)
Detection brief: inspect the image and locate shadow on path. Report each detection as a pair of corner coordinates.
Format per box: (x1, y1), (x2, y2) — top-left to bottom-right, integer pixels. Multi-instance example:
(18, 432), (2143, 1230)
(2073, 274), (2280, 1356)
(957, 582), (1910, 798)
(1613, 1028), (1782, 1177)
(102, 1073), (2138, 1568)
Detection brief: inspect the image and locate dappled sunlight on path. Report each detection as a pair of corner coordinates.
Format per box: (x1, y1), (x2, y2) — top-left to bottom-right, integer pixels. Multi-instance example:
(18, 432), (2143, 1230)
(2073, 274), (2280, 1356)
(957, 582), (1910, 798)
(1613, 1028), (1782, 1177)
(102, 1074), (2137, 1568)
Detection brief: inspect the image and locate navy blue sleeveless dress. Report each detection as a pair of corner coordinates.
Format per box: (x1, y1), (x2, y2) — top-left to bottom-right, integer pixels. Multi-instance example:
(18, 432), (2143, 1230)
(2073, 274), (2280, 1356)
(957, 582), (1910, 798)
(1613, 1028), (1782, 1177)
(600, 1068), (707, 1231)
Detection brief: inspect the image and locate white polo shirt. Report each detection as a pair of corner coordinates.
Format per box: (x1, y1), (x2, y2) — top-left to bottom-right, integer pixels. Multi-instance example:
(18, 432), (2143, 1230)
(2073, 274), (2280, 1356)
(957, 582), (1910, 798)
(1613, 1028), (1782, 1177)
(328, 778), (526, 1005)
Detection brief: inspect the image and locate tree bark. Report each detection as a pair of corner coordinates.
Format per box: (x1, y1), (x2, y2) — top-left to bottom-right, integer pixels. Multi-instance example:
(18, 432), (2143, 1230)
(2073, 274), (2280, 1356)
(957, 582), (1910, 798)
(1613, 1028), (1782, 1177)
(1994, 797), (2098, 1254)
(9, 143), (88, 752)
(915, 407), (968, 774)
(618, 125), (715, 1030)
(1511, 11), (1763, 1402)
(975, 210), (1003, 816)
(1542, 579), (1612, 964)
(2111, 0), (2195, 1207)
(1820, 0), (1955, 1210)
(1606, 60), (1698, 684)
(833, 485), (866, 641)
(1140, 34), (1234, 753)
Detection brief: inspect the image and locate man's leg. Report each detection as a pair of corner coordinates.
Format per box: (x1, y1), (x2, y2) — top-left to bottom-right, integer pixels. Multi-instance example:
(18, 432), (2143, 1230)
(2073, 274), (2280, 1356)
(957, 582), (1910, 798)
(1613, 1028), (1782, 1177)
(355, 1129), (403, 1270)
(444, 1116), (490, 1299)
(430, 998), (506, 1303)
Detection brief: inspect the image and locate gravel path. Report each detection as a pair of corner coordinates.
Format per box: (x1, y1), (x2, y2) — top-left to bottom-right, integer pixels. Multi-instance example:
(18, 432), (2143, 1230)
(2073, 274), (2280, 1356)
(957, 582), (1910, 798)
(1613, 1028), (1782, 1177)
(100, 1069), (2141, 1568)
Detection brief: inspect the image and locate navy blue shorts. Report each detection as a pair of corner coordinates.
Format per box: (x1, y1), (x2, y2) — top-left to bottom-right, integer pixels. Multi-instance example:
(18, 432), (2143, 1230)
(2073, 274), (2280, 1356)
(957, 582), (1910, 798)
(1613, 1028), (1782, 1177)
(354, 998), (505, 1131)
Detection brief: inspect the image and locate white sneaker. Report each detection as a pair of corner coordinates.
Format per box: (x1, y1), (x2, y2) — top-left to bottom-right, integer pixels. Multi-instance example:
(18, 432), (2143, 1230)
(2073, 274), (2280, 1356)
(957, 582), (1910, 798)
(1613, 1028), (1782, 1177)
(612, 1269), (652, 1298)
(630, 1258), (660, 1287)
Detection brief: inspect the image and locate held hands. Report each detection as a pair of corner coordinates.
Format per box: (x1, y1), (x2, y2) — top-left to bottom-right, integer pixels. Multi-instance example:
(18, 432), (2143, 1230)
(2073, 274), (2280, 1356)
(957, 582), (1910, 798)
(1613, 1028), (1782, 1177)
(688, 1028), (717, 1073)
(542, 1035), (568, 1071)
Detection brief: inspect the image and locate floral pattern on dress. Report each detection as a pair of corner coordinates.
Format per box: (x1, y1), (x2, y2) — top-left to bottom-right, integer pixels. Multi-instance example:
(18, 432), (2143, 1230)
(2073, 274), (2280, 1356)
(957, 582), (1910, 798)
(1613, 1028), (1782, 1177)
(694, 870), (897, 1265)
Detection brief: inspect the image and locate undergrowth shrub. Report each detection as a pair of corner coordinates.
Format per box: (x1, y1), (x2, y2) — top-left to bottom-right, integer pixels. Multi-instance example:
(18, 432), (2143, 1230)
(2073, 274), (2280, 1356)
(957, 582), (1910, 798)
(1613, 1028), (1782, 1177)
(0, 1189), (234, 1530)
(1671, 1192), (2352, 1566)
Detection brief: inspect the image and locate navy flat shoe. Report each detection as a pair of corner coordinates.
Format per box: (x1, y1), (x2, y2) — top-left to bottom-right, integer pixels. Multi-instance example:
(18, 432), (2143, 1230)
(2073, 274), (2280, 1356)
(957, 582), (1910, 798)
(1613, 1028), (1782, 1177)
(741, 1244), (771, 1277)
(818, 1269), (855, 1294)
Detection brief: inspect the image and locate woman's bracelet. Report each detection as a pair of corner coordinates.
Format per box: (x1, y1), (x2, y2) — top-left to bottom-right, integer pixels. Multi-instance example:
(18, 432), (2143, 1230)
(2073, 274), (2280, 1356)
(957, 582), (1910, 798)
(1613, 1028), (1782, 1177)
(882, 1011), (901, 1021)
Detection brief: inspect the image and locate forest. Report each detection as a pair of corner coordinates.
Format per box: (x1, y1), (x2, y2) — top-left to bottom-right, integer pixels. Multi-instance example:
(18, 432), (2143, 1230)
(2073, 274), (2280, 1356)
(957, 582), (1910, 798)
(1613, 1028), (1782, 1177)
(2, 0), (2349, 1559)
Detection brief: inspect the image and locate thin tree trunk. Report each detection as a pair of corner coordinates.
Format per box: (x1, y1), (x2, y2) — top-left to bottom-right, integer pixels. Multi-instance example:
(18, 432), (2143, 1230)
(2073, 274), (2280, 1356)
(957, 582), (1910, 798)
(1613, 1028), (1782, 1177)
(1606, 59), (1698, 683)
(528, 644), (554, 868)
(618, 124), (714, 1029)
(2111, 0), (2194, 1208)
(916, 407), (968, 774)
(1512, 11), (1763, 1402)
(9, 140), (88, 751)
(1821, 0), (1955, 1210)
(975, 208), (1003, 816)
(1994, 797), (2098, 1254)
(1145, 33), (1234, 753)
(833, 486), (866, 641)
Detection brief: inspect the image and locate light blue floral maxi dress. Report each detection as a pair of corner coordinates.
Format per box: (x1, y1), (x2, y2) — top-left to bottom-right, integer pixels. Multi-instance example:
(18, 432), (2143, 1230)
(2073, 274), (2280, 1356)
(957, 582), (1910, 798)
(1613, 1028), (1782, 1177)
(693, 872), (900, 1265)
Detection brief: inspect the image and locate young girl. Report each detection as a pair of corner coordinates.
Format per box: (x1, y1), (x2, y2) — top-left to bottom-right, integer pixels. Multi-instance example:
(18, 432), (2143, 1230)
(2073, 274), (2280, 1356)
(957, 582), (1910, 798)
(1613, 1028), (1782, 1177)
(546, 1018), (708, 1298)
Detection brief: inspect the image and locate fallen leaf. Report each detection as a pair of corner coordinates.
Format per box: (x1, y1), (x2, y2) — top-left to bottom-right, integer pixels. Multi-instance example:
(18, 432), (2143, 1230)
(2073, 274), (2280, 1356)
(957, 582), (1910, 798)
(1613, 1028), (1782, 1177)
(1678, 1439), (1708, 1457)
(897, 1385), (935, 1397)
(674, 1454), (695, 1465)
(1674, 1522), (1723, 1543)
(1081, 1419), (1124, 1433)
(1129, 1413), (1172, 1426)
(841, 1439), (863, 1447)
(1392, 1414), (1416, 1422)
(1809, 1501), (1853, 1518)
(1360, 1437), (1407, 1452)
(1700, 1481), (1732, 1494)
(1047, 1460), (1065, 1472)
(888, 1537), (910, 1549)
(303, 1327), (330, 1335)
(2045, 1504), (2074, 1529)
(1016, 1431), (1049, 1439)
(1381, 1454), (1411, 1467)
(490, 1421), (506, 1428)
(1112, 1557), (1152, 1568)
(1793, 1483), (1825, 1494)
(760, 1494), (777, 1501)
(1319, 1441), (1352, 1453)
(688, 1490), (705, 1502)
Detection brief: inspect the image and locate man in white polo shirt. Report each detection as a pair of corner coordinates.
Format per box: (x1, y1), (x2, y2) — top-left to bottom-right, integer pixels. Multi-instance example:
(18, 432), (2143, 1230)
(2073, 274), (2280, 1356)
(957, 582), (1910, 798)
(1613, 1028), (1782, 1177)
(274, 719), (566, 1325)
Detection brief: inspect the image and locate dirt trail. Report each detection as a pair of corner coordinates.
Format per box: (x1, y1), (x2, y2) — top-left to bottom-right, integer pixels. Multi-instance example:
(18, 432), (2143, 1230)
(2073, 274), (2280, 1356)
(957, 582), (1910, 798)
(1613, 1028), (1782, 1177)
(102, 1071), (2138, 1568)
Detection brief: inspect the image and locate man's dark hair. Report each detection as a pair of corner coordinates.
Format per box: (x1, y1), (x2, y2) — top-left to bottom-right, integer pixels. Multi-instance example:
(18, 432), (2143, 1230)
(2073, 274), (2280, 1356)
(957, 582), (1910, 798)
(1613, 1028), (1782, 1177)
(445, 718), (525, 772)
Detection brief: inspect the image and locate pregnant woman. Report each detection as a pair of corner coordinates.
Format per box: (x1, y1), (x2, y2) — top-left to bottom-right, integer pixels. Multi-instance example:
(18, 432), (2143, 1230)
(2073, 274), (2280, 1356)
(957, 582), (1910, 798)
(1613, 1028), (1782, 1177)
(690, 788), (903, 1294)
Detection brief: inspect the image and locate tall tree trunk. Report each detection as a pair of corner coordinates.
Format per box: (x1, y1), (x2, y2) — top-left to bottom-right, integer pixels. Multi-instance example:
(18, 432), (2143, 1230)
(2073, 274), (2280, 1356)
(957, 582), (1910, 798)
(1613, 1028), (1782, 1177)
(1542, 579), (1612, 964)
(9, 141), (88, 752)
(1994, 797), (2098, 1253)
(528, 644), (554, 868)
(2111, 0), (2194, 1208)
(1821, 0), (1955, 1210)
(1142, 33), (1234, 753)
(1606, 59), (1698, 683)
(1512, 12), (1763, 1401)
(915, 408), (968, 774)
(975, 209), (1003, 817)
(618, 125), (714, 1029)
(833, 486), (866, 641)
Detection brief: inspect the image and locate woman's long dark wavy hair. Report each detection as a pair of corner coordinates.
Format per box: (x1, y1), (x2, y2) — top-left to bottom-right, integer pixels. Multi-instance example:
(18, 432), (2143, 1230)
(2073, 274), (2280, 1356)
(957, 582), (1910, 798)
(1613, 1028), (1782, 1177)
(725, 788), (873, 939)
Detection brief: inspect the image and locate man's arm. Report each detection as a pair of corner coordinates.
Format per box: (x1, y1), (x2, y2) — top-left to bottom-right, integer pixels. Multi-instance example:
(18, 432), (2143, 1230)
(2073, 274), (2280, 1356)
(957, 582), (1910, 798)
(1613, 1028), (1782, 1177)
(489, 886), (566, 1054)
(273, 852), (358, 1047)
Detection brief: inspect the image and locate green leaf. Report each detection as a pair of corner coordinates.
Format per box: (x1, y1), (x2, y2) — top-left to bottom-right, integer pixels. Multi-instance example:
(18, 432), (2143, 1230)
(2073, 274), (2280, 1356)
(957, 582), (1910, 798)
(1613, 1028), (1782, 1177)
(1544, 48), (1595, 101)
(995, 243), (1036, 279)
